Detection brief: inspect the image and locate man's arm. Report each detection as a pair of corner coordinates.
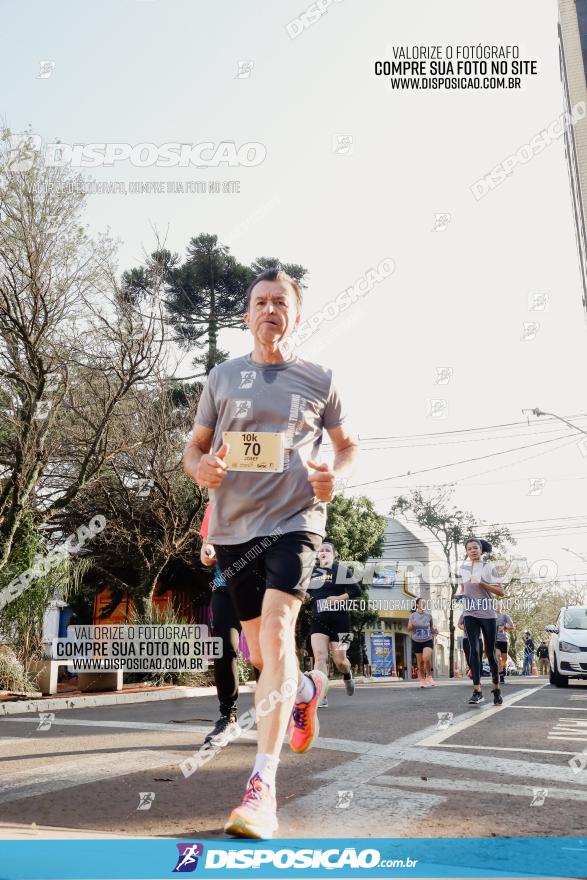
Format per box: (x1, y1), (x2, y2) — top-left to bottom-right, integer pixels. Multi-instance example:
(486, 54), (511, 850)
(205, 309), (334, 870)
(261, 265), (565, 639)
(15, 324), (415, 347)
(183, 423), (229, 489)
(307, 424), (359, 502)
(329, 424), (359, 477)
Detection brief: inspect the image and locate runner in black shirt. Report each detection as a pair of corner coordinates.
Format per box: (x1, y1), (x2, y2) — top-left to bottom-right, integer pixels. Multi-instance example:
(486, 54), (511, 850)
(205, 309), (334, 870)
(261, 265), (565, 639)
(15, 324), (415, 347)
(307, 541), (361, 706)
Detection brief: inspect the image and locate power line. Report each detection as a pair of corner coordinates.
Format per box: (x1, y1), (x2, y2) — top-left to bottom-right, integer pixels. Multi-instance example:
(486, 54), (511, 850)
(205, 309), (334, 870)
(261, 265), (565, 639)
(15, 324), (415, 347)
(352, 425), (582, 450)
(321, 412), (587, 449)
(347, 431), (582, 489)
(358, 412), (587, 442)
(356, 433), (581, 497)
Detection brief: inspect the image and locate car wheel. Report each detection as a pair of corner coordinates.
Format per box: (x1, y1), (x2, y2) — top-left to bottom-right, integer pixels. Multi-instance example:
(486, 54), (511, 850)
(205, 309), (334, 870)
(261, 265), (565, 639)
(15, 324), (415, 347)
(550, 655), (568, 688)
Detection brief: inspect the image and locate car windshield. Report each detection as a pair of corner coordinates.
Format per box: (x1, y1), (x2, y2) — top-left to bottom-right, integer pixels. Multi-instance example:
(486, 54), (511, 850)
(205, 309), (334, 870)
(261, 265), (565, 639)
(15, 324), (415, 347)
(564, 608), (587, 630)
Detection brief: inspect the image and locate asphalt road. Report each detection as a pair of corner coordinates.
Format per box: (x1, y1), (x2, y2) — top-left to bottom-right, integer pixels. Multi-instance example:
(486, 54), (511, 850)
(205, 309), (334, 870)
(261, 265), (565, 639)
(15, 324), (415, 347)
(1, 676), (586, 840)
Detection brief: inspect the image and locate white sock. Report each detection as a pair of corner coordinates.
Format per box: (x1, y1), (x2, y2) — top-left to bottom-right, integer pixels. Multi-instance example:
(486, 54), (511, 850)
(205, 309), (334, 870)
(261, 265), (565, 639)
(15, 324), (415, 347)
(296, 671), (315, 703)
(250, 753), (279, 790)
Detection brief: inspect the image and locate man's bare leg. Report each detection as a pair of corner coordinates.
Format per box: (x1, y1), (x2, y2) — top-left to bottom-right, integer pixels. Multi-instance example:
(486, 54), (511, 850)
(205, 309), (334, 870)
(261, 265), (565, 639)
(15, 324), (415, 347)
(311, 632), (330, 678)
(255, 589), (301, 755)
(331, 641), (355, 696)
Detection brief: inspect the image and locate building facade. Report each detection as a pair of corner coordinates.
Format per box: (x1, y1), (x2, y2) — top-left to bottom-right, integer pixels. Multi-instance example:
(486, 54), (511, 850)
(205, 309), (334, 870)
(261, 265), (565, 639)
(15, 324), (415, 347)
(364, 518), (454, 678)
(559, 0), (587, 321)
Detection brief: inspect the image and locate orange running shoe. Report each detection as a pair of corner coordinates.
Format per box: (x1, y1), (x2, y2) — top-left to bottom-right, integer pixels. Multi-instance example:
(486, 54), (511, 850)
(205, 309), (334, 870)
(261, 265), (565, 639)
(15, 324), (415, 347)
(224, 772), (278, 839)
(417, 670), (425, 688)
(426, 674), (436, 687)
(287, 670), (328, 754)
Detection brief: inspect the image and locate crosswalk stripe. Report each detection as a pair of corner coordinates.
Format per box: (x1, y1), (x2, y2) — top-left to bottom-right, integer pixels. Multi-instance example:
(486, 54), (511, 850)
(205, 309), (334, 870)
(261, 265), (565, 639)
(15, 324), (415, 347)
(549, 735), (587, 742)
(3, 717), (211, 734)
(509, 705), (587, 711)
(1, 715), (259, 742)
(426, 743), (580, 756)
(373, 775), (587, 802)
(395, 746), (587, 785)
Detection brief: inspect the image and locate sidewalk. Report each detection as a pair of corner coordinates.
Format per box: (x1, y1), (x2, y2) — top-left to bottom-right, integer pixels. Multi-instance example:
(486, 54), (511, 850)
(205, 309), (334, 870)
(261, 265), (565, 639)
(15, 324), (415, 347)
(0, 674), (392, 716)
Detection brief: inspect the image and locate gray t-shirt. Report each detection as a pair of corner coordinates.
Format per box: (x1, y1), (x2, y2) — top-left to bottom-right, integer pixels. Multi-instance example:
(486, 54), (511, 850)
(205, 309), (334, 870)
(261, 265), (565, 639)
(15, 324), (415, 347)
(459, 560), (500, 619)
(409, 610), (434, 642)
(195, 354), (346, 544)
(496, 612), (513, 642)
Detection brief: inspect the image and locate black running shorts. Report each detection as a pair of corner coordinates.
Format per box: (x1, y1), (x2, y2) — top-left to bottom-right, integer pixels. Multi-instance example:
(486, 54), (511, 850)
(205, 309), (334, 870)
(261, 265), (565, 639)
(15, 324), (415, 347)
(214, 530), (322, 622)
(310, 612), (352, 642)
(413, 639), (434, 653)
(496, 641), (508, 654)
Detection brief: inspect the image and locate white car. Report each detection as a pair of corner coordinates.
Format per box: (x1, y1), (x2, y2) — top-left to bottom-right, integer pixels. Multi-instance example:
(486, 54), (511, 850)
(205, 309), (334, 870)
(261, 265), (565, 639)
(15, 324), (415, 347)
(546, 606), (587, 686)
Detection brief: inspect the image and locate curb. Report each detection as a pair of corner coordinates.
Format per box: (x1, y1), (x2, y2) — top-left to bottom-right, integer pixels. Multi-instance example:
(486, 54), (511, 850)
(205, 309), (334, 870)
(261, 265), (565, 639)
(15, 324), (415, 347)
(0, 676), (390, 715)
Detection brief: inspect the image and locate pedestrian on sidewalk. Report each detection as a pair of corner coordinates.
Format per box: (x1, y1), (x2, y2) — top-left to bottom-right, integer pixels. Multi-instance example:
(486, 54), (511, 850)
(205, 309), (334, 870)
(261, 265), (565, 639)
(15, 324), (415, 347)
(536, 640), (550, 675)
(522, 632), (535, 675)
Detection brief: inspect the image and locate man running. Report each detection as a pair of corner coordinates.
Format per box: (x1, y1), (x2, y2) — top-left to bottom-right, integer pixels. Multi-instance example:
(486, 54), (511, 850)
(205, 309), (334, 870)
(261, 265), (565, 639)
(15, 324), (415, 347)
(183, 267), (358, 839)
(495, 601), (514, 684)
(408, 597), (438, 687)
(307, 540), (361, 707)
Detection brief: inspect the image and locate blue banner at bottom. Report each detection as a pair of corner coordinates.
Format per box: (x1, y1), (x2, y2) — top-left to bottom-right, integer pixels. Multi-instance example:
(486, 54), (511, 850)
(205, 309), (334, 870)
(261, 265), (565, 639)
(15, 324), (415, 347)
(0, 837), (585, 879)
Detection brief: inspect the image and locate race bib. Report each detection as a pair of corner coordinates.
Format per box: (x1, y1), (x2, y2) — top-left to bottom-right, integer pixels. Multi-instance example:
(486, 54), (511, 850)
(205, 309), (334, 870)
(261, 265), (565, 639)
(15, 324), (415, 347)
(223, 431), (285, 473)
(416, 628), (431, 639)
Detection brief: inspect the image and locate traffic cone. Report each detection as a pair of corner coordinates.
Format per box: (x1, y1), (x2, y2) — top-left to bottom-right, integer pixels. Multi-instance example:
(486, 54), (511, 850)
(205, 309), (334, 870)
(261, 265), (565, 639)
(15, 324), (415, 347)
(532, 659), (538, 676)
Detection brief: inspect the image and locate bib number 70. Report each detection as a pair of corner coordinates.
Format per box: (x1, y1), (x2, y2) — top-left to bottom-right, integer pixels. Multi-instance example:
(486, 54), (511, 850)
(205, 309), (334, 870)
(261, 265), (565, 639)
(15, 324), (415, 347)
(242, 433), (261, 456)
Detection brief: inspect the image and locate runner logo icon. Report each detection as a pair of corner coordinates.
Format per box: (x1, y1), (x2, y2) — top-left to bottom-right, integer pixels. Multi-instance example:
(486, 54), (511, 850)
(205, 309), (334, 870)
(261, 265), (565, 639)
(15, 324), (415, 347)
(173, 843), (204, 872)
(233, 400), (252, 418)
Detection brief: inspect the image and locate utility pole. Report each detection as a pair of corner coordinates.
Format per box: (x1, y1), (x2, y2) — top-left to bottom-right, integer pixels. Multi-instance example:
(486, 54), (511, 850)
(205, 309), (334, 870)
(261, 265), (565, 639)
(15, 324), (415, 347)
(523, 408), (587, 436)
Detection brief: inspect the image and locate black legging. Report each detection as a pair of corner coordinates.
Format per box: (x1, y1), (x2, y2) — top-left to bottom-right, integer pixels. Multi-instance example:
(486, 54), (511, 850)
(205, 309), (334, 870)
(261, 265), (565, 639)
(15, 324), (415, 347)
(462, 636), (485, 670)
(463, 616), (499, 687)
(210, 588), (241, 716)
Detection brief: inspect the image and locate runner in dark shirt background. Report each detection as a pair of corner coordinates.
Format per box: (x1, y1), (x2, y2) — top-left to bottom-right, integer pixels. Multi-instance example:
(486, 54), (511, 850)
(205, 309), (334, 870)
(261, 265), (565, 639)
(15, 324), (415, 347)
(307, 541), (361, 707)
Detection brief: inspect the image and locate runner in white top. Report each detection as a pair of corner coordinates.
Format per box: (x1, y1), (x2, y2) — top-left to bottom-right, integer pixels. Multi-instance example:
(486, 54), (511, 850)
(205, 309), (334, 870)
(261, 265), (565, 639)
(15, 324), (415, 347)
(456, 537), (505, 706)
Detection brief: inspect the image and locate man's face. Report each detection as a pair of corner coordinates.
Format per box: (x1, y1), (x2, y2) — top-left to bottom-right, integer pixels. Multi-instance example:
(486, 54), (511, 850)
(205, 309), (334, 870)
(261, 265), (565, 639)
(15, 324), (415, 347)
(318, 543), (335, 568)
(244, 280), (301, 347)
